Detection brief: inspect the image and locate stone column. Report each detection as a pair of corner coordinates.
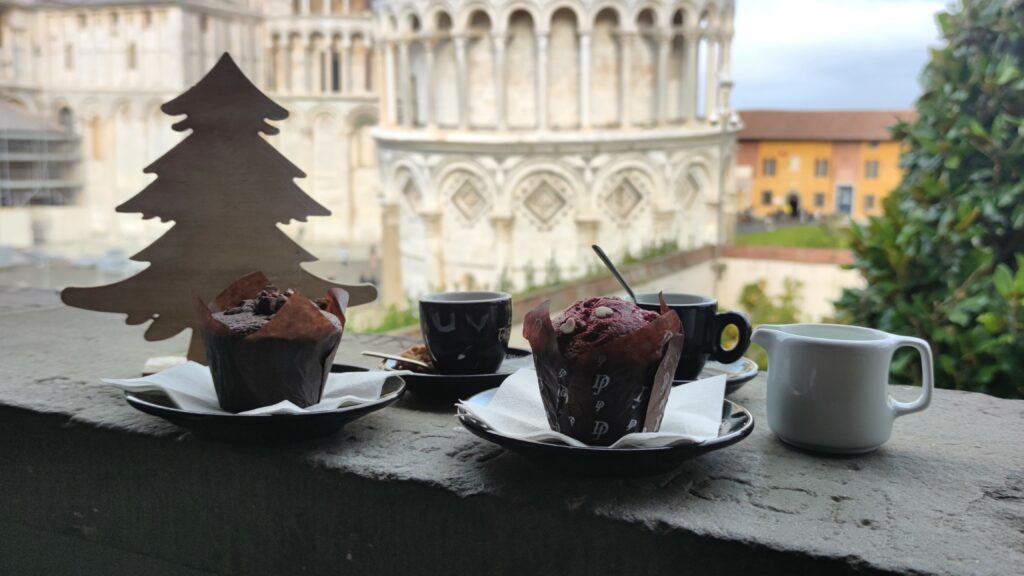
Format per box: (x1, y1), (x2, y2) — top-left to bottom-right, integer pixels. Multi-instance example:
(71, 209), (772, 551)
(490, 215), (514, 288)
(718, 32), (734, 123)
(493, 33), (507, 130)
(290, 34), (306, 94)
(422, 211), (446, 291)
(342, 37), (353, 93)
(274, 38), (286, 92)
(398, 40), (412, 126)
(343, 0), (350, 14)
(423, 39), (436, 129)
(383, 40), (398, 126)
(454, 35), (468, 130)
(656, 32), (670, 126)
(536, 33), (549, 130)
(300, 0), (310, 14)
(682, 29), (698, 123)
(579, 31), (591, 129)
(322, 0), (330, 15)
(380, 201), (403, 306)
(310, 37), (324, 94)
(704, 33), (718, 123)
(619, 32), (633, 128)
(576, 218), (601, 260)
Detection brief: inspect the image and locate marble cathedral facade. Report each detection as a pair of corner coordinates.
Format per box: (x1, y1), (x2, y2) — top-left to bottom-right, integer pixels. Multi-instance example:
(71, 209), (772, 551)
(374, 0), (738, 299)
(0, 0), (738, 302)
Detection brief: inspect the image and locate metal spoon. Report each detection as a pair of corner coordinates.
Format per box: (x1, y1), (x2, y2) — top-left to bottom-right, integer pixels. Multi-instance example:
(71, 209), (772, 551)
(592, 244), (638, 303)
(360, 350), (433, 371)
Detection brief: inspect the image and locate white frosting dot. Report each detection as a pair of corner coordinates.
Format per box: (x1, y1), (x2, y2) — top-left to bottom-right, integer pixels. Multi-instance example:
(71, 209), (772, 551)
(594, 306), (614, 318)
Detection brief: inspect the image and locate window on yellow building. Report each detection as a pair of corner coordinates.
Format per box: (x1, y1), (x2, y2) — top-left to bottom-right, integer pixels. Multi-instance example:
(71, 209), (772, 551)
(868, 141), (879, 149)
(865, 160), (879, 179)
(762, 158), (776, 177)
(814, 159), (829, 177)
(127, 43), (137, 70)
(77, 14), (87, 28)
(64, 44), (73, 70)
(761, 190), (772, 206)
(865, 194), (876, 210)
(814, 192), (825, 208)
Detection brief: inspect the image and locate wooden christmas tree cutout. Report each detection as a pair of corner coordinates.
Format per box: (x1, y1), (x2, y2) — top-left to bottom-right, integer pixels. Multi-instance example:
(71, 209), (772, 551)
(62, 53), (377, 362)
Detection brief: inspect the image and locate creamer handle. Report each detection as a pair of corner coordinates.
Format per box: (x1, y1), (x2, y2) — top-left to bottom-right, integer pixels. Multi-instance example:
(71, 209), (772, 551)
(889, 336), (934, 417)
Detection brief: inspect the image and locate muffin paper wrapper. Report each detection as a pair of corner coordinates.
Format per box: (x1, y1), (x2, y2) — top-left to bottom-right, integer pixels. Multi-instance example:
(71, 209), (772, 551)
(195, 271), (347, 413)
(523, 296), (684, 447)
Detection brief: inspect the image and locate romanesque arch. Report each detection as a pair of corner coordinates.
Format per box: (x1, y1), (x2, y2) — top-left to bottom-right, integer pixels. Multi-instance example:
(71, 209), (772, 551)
(673, 159), (714, 248)
(505, 9), (538, 129)
(591, 6), (622, 127)
(632, 8), (658, 126)
(432, 11), (458, 127)
(434, 160), (496, 229)
(547, 7), (580, 129)
(466, 10), (496, 128)
(506, 165), (582, 286)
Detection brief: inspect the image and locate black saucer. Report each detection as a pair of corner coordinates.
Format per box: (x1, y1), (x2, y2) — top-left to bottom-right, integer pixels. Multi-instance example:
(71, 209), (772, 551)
(458, 390), (755, 476)
(373, 347), (534, 401)
(123, 365), (405, 442)
(676, 357), (760, 395)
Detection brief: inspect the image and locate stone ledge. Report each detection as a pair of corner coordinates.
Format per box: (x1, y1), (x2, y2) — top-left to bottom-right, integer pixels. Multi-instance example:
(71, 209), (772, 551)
(1, 289), (1022, 576)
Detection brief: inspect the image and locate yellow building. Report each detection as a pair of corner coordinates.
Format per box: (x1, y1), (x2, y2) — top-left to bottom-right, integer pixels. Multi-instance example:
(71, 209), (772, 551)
(736, 110), (914, 221)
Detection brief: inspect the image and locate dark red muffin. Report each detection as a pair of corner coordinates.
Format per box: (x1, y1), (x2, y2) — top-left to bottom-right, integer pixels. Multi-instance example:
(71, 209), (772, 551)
(524, 295), (684, 447)
(554, 297), (661, 359)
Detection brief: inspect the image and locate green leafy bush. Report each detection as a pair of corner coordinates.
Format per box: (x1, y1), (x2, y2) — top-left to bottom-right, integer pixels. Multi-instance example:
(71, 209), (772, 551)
(835, 0), (1024, 398)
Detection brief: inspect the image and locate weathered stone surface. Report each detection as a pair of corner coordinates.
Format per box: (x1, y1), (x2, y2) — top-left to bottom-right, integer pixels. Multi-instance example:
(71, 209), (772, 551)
(1, 288), (1022, 575)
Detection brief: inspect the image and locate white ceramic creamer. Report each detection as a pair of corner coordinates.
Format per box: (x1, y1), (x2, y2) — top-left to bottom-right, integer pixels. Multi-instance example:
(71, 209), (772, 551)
(752, 324), (934, 454)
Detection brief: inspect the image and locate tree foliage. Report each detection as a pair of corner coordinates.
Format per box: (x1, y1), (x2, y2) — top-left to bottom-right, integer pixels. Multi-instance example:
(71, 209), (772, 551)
(835, 0), (1024, 398)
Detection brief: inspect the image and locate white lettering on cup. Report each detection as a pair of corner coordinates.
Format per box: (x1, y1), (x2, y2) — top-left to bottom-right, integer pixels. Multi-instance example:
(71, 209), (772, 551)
(592, 421), (609, 439)
(593, 374), (611, 395)
(630, 389), (644, 409)
(595, 400), (605, 412)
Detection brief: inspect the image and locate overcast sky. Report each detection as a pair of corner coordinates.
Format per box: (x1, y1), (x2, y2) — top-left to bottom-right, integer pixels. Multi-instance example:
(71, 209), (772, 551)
(732, 0), (948, 110)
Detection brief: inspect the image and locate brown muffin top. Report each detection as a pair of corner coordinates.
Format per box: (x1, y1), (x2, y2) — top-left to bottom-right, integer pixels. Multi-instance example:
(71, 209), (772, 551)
(212, 286), (340, 336)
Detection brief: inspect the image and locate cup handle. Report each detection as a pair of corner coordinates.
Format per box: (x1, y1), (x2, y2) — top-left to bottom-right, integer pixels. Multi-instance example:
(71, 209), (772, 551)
(712, 311), (752, 364)
(889, 336), (934, 418)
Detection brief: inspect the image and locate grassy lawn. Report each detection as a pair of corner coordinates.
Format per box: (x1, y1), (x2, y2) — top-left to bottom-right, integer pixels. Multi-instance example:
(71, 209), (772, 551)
(735, 224), (849, 249)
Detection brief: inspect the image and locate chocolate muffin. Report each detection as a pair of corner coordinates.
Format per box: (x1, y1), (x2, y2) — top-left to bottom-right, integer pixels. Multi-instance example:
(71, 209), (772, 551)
(524, 295), (683, 446)
(214, 287), (340, 336)
(196, 272), (348, 413)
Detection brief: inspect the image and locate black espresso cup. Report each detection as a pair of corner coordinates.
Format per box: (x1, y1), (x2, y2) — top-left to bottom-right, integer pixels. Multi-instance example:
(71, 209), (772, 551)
(635, 293), (751, 381)
(419, 292), (512, 375)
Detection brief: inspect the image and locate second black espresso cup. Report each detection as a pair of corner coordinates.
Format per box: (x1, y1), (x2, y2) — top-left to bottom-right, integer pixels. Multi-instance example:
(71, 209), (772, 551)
(636, 293), (752, 381)
(419, 291), (512, 375)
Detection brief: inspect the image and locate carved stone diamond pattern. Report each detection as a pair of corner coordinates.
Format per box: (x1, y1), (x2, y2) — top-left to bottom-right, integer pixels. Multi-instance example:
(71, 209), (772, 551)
(606, 177), (643, 220)
(452, 180), (487, 222)
(524, 181), (567, 226)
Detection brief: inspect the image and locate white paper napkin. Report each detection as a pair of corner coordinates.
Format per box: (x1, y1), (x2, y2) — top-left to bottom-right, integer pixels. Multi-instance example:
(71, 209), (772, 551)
(457, 369), (726, 449)
(102, 362), (408, 415)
